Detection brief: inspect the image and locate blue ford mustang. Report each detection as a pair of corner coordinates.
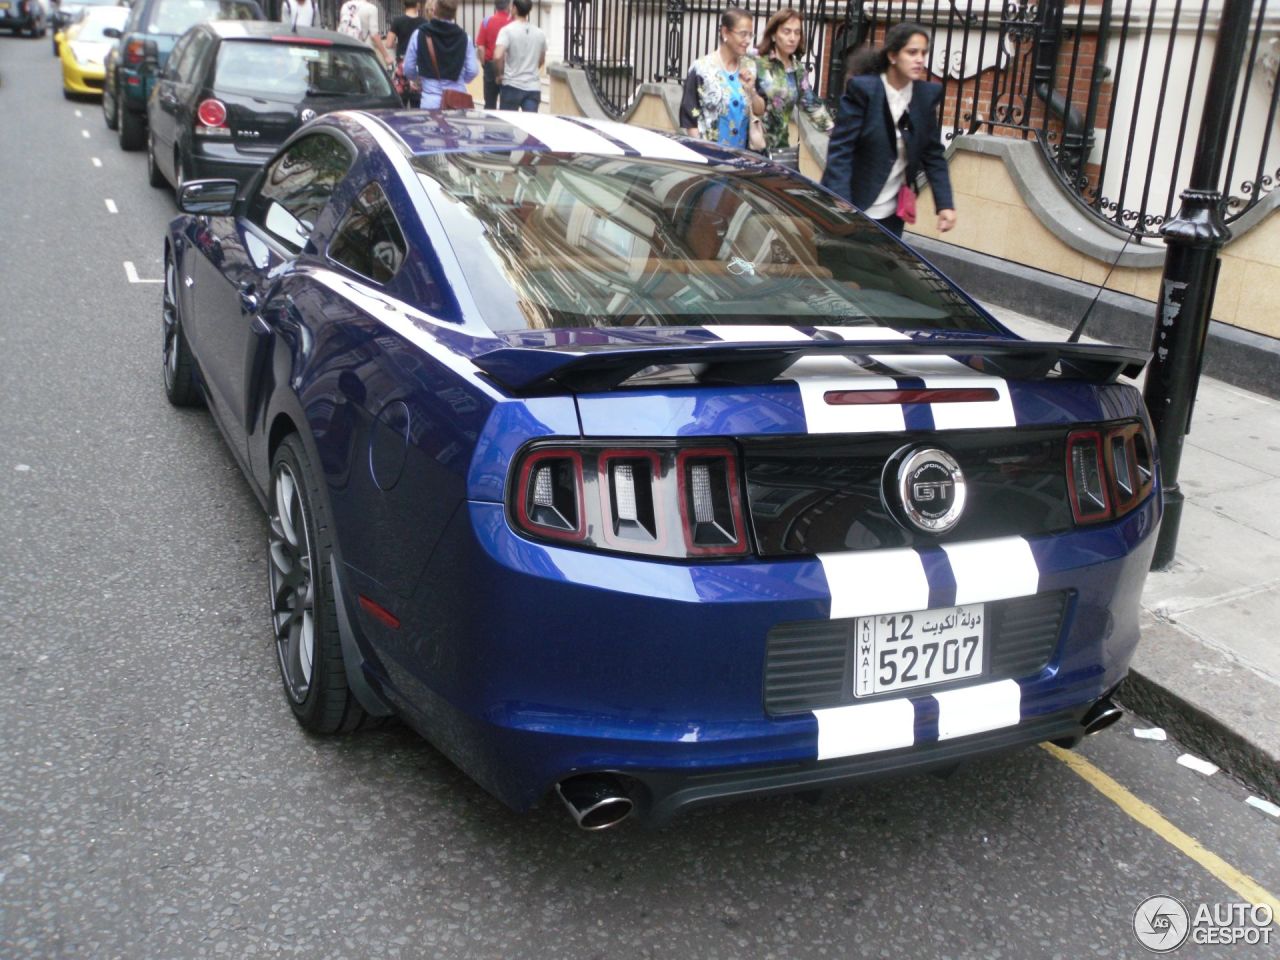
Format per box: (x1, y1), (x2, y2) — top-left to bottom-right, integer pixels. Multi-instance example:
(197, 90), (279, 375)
(163, 110), (1160, 829)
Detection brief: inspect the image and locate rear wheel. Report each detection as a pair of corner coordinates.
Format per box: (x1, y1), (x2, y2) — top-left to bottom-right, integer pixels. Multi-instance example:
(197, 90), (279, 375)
(103, 82), (118, 129)
(147, 129), (166, 188)
(268, 435), (370, 734)
(118, 101), (144, 150)
(161, 251), (200, 407)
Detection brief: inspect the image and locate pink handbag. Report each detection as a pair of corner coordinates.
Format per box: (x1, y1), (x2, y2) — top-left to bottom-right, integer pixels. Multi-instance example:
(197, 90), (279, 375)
(896, 184), (917, 225)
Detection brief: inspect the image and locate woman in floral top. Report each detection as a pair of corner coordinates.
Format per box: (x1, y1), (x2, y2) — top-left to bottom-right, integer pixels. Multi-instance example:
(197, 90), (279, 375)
(753, 8), (832, 164)
(679, 8), (764, 150)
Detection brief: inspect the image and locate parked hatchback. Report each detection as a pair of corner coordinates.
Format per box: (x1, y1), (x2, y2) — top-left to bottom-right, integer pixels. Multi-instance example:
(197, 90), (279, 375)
(147, 21), (400, 192)
(0, 0), (48, 36)
(101, 0), (261, 151)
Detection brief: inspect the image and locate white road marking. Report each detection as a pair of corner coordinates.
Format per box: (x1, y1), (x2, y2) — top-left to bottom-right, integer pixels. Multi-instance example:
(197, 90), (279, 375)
(104, 199), (118, 214)
(1133, 726), (1167, 741)
(934, 679), (1021, 740)
(123, 261), (162, 284)
(1246, 796), (1280, 818)
(81, 129), (90, 139)
(74, 109), (83, 117)
(1176, 753), (1220, 777)
(92, 157), (102, 167)
(814, 697), (915, 760)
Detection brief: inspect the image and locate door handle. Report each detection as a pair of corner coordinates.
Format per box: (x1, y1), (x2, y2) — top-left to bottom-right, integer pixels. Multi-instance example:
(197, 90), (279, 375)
(238, 282), (259, 314)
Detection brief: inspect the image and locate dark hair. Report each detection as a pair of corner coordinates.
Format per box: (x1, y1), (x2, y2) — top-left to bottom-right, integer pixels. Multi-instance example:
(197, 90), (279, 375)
(435, 0), (457, 18)
(720, 7), (752, 35)
(757, 7), (804, 59)
(849, 21), (930, 76)
(512, 0), (531, 14)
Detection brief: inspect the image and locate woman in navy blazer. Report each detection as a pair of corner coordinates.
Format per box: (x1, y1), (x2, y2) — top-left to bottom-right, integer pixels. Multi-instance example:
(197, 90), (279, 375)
(820, 23), (957, 238)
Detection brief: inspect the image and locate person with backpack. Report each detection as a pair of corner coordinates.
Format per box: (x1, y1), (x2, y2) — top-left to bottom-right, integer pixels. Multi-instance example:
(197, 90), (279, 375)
(403, 0), (479, 110)
(493, 0), (545, 112)
(338, 0), (394, 68)
(279, 0), (317, 28)
(474, 0), (511, 110)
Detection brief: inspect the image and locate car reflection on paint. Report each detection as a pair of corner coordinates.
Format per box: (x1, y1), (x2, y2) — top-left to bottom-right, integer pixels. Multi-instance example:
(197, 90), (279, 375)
(161, 110), (1160, 829)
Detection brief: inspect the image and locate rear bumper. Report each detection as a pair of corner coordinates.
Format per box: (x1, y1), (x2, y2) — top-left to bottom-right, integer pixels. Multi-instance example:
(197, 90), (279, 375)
(190, 142), (276, 187)
(348, 492), (1159, 819)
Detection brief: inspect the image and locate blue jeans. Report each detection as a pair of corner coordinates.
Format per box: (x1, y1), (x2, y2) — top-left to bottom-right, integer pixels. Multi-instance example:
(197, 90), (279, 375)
(499, 86), (540, 112)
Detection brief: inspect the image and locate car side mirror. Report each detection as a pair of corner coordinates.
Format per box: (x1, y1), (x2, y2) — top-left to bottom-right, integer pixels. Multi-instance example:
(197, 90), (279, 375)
(103, 26), (121, 38)
(178, 179), (239, 216)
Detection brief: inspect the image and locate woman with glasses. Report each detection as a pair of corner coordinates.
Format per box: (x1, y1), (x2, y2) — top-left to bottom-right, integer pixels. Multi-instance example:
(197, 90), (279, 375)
(821, 22), (957, 238)
(679, 8), (763, 150)
(752, 8), (831, 168)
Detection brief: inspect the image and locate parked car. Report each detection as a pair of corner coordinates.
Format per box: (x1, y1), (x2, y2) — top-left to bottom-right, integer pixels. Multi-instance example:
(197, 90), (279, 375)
(58, 4), (128, 97)
(162, 112), (1160, 829)
(147, 22), (400, 193)
(50, 0), (122, 55)
(101, 0), (260, 151)
(0, 0), (47, 36)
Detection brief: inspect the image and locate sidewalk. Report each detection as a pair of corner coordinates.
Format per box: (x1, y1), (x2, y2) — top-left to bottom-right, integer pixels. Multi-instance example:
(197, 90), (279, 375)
(988, 304), (1280, 802)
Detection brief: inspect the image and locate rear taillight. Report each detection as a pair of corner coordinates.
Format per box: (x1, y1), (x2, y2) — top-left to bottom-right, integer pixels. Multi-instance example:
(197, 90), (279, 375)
(511, 443), (748, 558)
(124, 38), (157, 67)
(195, 98), (231, 137)
(1066, 421), (1155, 525)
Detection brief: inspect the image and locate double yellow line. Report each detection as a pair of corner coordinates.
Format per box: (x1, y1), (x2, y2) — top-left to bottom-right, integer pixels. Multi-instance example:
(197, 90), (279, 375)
(1043, 743), (1280, 914)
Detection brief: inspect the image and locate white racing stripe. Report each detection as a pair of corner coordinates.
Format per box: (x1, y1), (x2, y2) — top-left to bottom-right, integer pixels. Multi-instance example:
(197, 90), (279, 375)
(704, 325), (811, 342)
(571, 117), (708, 163)
(488, 111), (625, 155)
(815, 697), (915, 760)
(925, 375), (1016, 429)
(942, 537), (1039, 604)
(819, 548), (930, 620)
(308, 268), (503, 400)
(934, 679), (1021, 740)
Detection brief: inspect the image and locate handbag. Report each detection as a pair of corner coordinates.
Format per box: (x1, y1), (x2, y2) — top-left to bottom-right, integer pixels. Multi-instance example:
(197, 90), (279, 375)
(425, 35), (475, 109)
(896, 183), (918, 225)
(392, 58), (408, 97)
(748, 114), (767, 152)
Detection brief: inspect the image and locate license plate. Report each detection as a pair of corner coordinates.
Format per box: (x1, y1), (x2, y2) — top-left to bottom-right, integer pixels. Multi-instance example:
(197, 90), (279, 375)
(853, 604), (985, 697)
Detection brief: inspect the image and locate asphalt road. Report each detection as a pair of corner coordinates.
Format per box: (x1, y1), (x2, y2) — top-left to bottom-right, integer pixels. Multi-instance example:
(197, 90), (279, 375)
(2, 35), (1278, 960)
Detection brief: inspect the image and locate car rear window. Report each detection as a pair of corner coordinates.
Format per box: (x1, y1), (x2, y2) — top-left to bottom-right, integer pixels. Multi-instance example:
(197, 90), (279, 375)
(146, 0), (257, 36)
(412, 152), (999, 335)
(213, 39), (395, 98)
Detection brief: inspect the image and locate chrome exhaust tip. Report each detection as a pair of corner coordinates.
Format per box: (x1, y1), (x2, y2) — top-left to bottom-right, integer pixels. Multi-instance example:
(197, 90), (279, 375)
(555, 775), (636, 831)
(1082, 698), (1124, 736)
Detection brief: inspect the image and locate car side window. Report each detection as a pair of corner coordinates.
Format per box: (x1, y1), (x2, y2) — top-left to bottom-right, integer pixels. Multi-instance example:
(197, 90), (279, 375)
(327, 182), (408, 285)
(247, 134), (353, 254)
(181, 32), (213, 82)
(166, 31), (192, 78)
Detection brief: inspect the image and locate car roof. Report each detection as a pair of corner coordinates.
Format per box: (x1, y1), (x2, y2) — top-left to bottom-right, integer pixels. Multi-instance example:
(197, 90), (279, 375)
(203, 20), (373, 48)
(361, 111), (740, 164)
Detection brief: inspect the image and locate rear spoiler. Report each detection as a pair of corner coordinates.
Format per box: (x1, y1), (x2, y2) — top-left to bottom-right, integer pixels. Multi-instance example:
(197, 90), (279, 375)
(472, 339), (1152, 395)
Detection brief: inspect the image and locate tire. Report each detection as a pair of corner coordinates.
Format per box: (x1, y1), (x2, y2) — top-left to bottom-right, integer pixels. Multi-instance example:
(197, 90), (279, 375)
(52, 35), (58, 56)
(162, 251), (200, 407)
(147, 129), (166, 188)
(103, 83), (118, 130)
(268, 434), (371, 734)
(118, 101), (144, 150)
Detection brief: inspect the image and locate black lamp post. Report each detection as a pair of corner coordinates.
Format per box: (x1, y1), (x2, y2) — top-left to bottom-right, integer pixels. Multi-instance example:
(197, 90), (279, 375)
(1143, 0), (1256, 570)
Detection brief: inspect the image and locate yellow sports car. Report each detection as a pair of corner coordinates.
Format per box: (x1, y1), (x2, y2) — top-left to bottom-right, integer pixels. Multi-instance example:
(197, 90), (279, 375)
(59, 4), (128, 97)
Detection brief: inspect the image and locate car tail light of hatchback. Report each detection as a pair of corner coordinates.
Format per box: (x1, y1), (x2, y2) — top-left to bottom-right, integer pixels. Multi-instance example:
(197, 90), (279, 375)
(124, 37), (158, 67)
(195, 98), (231, 137)
(1066, 421), (1155, 525)
(510, 443), (748, 559)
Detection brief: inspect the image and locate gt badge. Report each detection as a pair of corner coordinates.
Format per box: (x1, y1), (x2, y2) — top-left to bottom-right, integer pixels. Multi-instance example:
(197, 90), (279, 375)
(896, 447), (966, 533)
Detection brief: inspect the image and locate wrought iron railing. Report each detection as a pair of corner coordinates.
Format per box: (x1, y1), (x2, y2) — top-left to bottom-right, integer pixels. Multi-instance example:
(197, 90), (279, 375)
(564, 0), (1280, 240)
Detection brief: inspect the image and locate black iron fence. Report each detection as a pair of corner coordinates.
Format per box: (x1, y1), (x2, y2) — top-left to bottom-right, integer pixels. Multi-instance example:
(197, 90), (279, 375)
(565, 0), (1280, 240)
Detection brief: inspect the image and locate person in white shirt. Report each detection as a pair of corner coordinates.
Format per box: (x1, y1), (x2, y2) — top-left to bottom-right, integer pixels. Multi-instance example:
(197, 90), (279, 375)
(338, 0), (394, 68)
(493, 0), (545, 112)
(280, 0), (317, 28)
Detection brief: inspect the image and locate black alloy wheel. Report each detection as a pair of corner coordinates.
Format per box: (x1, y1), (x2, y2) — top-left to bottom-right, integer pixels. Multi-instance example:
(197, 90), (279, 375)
(147, 129), (166, 188)
(103, 80), (118, 129)
(161, 251), (200, 406)
(268, 435), (370, 734)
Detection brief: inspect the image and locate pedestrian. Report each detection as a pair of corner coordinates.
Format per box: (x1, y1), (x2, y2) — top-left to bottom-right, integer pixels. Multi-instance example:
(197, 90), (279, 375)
(752, 8), (831, 168)
(474, 0), (512, 110)
(493, 0), (545, 112)
(338, 0), (394, 69)
(820, 22), (956, 238)
(386, 0), (426, 106)
(679, 7), (764, 150)
(404, 0), (479, 110)
(279, 0), (317, 28)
